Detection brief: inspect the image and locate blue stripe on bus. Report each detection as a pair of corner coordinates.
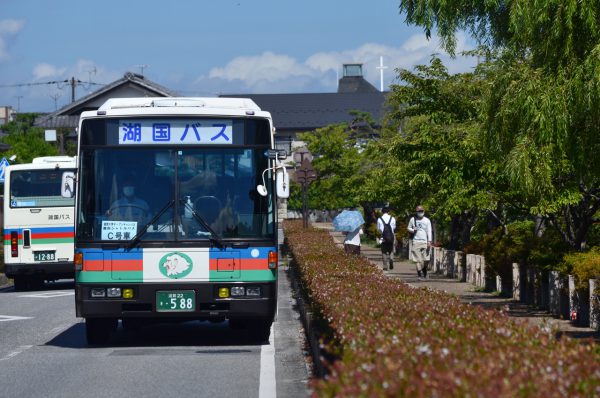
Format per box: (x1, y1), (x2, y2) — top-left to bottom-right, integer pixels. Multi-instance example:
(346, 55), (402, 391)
(77, 247), (274, 259)
(79, 248), (143, 261)
(209, 247), (274, 259)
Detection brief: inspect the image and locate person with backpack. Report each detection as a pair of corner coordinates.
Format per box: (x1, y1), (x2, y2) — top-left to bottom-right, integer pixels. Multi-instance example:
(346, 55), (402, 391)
(377, 207), (396, 271)
(407, 205), (432, 279)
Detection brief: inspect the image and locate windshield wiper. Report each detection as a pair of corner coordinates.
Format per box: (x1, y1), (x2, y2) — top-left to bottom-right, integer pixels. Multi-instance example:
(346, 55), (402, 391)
(127, 199), (175, 249)
(181, 198), (224, 248)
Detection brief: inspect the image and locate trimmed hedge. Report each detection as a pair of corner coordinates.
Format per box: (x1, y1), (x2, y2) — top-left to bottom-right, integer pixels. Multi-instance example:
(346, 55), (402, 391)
(284, 220), (600, 397)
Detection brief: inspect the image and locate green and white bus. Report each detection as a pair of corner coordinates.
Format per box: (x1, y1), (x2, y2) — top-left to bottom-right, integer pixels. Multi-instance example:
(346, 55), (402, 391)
(3, 156), (76, 291)
(64, 97), (289, 344)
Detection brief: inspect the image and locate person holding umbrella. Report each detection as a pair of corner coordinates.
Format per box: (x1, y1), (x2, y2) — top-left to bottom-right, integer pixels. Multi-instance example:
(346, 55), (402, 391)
(333, 209), (365, 255)
(343, 225), (364, 255)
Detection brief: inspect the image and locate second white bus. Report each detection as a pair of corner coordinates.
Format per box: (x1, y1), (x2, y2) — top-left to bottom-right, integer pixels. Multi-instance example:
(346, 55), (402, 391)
(3, 156), (76, 290)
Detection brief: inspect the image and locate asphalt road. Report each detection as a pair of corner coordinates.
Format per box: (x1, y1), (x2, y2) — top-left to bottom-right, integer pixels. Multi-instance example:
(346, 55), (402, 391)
(0, 267), (309, 398)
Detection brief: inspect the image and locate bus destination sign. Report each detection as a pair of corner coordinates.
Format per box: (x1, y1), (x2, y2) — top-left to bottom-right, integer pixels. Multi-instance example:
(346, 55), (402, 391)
(119, 119), (233, 145)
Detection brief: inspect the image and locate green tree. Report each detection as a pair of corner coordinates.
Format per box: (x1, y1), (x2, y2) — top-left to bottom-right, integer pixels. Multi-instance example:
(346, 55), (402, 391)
(290, 112), (377, 211)
(360, 57), (497, 248)
(399, 0), (600, 250)
(0, 114), (59, 163)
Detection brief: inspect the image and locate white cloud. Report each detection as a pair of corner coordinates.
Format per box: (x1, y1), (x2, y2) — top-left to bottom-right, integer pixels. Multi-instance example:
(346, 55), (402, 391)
(33, 63), (66, 79)
(31, 59), (120, 83)
(0, 19), (24, 35)
(196, 34), (477, 93)
(0, 19), (25, 61)
(208, 52), (314, 86)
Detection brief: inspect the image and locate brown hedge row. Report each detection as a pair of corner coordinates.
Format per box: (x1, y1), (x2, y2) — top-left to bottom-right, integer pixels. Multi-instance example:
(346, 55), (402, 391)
(284, 220), (600, 397)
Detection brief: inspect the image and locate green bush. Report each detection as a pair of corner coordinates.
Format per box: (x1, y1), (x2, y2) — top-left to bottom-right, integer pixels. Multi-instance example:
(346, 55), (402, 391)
(475, 221), (568, 283)
(479, 221), (534, 282)
(284, 220), (600, 397)
(563, 247), (600, 290)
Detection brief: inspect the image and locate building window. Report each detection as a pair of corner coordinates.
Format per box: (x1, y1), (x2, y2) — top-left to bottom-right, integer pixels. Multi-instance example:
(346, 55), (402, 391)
(343, 64), (363, 77)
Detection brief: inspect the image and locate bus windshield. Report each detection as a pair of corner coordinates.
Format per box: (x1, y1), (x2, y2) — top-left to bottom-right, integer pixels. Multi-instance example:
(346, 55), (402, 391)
(76, 147), (274, 242)
(10, 169), (76, 208)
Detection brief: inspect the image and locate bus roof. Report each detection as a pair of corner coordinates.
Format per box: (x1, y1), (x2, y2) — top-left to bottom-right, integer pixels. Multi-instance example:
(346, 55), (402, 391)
(32, 156), (76, 164)
(79, 97), (272, 121)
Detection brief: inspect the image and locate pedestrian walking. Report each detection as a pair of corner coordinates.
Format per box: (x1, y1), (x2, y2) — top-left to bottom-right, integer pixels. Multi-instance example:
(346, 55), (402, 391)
(377, 207), (396, 271)
(344, 226), (363, 255)
(407, 205), (432, 279)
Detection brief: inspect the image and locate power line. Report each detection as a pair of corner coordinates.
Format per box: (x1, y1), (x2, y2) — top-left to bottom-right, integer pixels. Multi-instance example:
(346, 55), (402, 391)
(0, 80), (68, 88)
(0, 78), (105, 103)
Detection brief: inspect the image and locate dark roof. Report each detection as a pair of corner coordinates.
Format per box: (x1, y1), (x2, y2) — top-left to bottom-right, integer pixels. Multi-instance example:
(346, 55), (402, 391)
(34, 115), (80, 129)
(35, 72), (176, 129)
(221, 92), (387, 132)
(337, 76), (379, 93)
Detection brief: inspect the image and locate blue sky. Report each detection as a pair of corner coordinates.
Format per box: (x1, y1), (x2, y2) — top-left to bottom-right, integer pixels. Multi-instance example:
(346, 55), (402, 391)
(0, 0), (476, 112)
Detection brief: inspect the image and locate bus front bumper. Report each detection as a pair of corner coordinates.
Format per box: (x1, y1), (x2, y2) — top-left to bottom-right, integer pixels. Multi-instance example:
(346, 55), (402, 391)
(5, 262), (74, 280)
(75, 281), (276, 321)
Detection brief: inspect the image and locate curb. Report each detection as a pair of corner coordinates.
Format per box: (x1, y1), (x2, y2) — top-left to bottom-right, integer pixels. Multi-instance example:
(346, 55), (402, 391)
(282, 241), (329, 379)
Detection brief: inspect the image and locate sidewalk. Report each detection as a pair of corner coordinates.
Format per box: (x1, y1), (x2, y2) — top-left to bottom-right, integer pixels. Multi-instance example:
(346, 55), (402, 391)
(312, 222), (597, 340)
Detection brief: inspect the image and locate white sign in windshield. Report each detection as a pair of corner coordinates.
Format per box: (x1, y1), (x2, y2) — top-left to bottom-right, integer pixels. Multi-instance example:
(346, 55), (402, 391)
(119, 119), (233, 145)
(101, 220), (138, 240)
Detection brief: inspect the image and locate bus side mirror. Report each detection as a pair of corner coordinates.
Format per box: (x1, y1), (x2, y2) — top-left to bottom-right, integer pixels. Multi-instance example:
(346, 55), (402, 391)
(276, 168), (289, 198)
(61, 171), (75, 198)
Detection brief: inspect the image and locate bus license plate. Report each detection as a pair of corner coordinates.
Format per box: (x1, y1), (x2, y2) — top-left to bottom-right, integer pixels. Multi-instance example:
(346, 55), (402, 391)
(156, 291), (196, 312)
(34, 251), (55, 261)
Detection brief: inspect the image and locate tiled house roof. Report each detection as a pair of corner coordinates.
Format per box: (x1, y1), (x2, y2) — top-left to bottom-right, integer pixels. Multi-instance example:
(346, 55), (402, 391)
(35, 72), (176, 129)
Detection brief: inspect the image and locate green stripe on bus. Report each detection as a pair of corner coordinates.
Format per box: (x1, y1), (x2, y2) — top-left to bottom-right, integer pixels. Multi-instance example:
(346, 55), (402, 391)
(209, 270), (276, 282)
(76, 271), (143, 283)
(32, 238), (74, 244)
(76, 270), (276, 283)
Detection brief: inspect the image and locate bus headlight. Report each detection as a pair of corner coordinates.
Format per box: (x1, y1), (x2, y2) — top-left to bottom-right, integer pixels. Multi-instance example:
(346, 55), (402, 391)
(90, 288), (106, 298)
(230, 286), (245, 296)
(122, 288), (134, 299)
(246, 287), (261, 297)
(218, 287), (229, 298)
(107, 287), (121, 298)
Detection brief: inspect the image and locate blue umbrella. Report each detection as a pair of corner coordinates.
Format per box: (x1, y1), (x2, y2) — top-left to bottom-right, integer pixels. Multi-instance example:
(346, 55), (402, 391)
(333, 210), (365, 232)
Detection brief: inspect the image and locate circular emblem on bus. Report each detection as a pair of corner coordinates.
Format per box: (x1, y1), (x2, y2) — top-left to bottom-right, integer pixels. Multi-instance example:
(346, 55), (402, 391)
(158, 252), (193, 279)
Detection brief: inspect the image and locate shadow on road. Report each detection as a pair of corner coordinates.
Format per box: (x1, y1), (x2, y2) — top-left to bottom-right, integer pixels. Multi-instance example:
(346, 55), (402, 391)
(45, 320), (267, 350)
(0, 279), (74, 293)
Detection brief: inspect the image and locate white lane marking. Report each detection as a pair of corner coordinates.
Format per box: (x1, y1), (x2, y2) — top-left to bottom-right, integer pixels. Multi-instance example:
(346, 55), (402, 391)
(259, 324), (276, 398)
(0, 315), (33, 322)
(19, 291), (74, 298)
(0, 345), (33, 361)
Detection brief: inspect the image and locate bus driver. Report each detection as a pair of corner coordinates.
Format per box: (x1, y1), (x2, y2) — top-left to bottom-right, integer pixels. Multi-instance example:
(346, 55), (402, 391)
(107, 177), (149, 224)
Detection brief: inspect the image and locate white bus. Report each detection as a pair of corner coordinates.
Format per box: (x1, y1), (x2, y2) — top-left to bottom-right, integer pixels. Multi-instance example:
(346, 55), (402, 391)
(3, 156), (76, 291)
(65, 97), (289, 344)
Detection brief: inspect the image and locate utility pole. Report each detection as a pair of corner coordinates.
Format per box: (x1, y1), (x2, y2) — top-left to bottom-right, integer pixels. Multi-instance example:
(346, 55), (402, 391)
(70, 77), (76, 102)
(15, 95), (23, 113)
